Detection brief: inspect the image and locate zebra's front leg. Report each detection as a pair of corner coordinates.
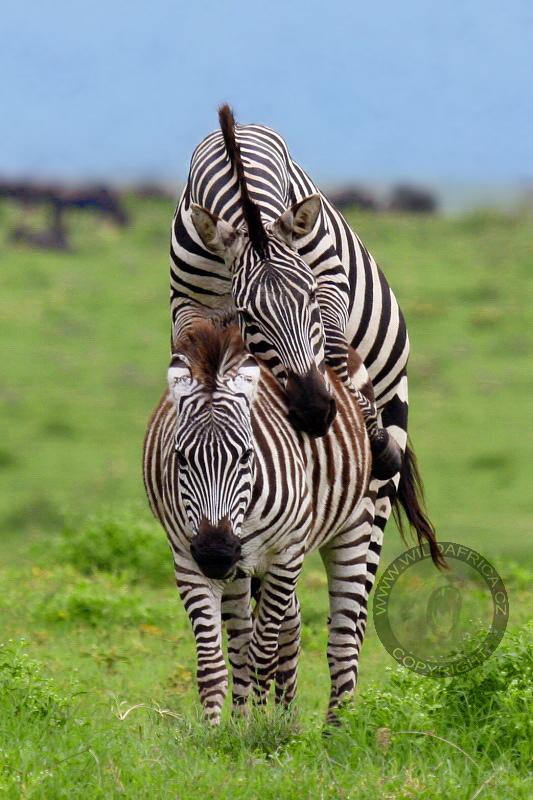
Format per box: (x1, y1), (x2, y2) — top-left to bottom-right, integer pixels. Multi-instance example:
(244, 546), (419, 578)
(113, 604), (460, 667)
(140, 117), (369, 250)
(222, 578), (253, 716)
(320, 310), (402, 479)
(249, 550), (305, 706)
(177, 566), (227, 725)
(248, 579), (301, 707)
(274, 592), (301, 708)
(320, 502), (374, 724)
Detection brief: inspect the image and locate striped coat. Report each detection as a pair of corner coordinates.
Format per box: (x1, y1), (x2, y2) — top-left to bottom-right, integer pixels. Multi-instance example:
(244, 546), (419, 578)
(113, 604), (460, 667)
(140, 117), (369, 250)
(143, 318), (374, 723)
(170, 115), (408, 408)
(169, 110), (443, 680)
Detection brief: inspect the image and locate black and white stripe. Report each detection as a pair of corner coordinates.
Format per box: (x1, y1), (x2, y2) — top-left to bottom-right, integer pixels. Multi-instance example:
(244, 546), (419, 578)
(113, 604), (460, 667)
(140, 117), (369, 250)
(169, 109), (420, 676)
(143, 319), (374, 723)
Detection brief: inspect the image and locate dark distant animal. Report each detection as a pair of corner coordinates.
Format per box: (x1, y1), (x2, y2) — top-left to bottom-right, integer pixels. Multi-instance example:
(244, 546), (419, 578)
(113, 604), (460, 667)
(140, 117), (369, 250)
(0, 180), (128, 246)
(53, 184), (129, 226)
(144, 317), (387, 723)
(169, 107), (444, 664)
(0, 180), (128, 225)
(327, 185), (379, 211)
(388, 185), (437, 214)
(10, 205), (69, 250)
(132, 183), (175, 201)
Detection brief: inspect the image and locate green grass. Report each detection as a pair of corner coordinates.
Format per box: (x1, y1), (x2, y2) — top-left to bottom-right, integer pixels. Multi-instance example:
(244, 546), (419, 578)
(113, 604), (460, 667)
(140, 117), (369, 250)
(1, 200), (532, 563)
(1, 525), (532, 798)
(1, 201), (532, 797)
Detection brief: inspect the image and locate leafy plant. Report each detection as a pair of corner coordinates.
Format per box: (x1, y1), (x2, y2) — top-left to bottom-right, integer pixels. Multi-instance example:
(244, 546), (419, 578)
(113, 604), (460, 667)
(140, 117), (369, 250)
(0, 640), (68, 725)
(337, 623), (533, 766)
(55, 508), (172, 585)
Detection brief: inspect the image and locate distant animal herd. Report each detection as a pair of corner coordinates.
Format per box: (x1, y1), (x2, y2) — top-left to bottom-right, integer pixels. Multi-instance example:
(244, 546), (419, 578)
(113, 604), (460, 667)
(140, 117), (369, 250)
(0, 176), (436, 252)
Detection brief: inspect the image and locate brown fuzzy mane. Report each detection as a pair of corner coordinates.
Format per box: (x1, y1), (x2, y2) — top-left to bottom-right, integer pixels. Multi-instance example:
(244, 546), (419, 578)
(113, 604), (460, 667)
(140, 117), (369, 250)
(171, 318), (246, 393)
(218, 104), (269, 258)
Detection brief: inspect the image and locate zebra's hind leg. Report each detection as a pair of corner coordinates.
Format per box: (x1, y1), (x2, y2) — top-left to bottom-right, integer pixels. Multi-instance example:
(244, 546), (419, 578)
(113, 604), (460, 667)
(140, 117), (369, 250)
(355, 375), (410, 652)
(351, 472), (400, 669)
(274, 592), (301, 708)
(222, 578), (253, 716)
(319, 496), (375, 725)
(353, 372), (445, 667)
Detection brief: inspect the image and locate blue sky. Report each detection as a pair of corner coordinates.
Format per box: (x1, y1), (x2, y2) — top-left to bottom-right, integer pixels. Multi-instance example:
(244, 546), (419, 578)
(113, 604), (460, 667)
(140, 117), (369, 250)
(2, 0), (532, 183)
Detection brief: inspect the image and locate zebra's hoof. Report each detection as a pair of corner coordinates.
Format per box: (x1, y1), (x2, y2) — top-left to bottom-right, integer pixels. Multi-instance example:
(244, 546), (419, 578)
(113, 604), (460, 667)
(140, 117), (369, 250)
(370, 429), (402, 480)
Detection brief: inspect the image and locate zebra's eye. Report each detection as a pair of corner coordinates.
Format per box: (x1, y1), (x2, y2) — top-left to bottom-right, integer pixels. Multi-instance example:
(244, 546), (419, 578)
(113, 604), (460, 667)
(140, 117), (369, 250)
(175, 448), (187, 468)
(240, 448), (253, 464)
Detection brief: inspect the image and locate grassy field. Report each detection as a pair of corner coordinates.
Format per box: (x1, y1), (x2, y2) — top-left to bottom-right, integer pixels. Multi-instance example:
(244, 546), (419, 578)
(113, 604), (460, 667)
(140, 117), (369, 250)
(1, 199), (532, 797)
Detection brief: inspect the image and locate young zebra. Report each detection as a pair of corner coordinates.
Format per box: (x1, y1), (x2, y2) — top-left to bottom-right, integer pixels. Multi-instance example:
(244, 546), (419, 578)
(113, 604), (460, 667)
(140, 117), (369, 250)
(143, 316), (381, 724)
(170, 107), (445, 657)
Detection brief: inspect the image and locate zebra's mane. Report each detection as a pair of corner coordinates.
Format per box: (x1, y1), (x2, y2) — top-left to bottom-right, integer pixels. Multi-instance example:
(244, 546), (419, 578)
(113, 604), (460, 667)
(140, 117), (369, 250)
(172, 318), (246, 394)
(218, 104), (269, 259)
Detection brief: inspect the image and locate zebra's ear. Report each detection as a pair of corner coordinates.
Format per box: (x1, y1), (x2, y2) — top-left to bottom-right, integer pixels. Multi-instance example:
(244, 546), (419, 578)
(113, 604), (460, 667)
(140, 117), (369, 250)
(190, 204), (244, 261)
(168, 355), (194, 400)
(272, 194), (321, 246)
(226, 356), (261, 402)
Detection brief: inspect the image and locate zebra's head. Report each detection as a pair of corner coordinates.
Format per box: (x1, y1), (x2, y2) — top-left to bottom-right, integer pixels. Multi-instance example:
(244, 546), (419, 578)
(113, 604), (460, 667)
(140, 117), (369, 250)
(190, 194), (337, 438)
(168, 322), (261, 580)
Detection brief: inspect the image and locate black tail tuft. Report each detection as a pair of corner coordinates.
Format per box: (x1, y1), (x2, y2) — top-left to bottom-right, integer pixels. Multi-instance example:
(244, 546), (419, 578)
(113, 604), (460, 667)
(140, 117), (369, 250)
(218, 103), (238, 163)
(392, 441), (447, 570)
(217, 104), (269, 258)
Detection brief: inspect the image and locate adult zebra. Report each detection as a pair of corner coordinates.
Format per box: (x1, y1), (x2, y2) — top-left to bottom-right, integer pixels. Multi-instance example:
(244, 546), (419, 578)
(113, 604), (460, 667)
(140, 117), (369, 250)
(170, 106), (444, 656)
(171, 106), (401, 474)
(144, 316), (380, 723)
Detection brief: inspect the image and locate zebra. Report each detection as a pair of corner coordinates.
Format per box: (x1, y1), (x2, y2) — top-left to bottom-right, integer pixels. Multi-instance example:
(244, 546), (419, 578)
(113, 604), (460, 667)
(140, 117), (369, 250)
(170, 105), (445, 665)
(172, 105), (400, 476)
(144, 315), (370, 723)
(143, 316), (442, 724)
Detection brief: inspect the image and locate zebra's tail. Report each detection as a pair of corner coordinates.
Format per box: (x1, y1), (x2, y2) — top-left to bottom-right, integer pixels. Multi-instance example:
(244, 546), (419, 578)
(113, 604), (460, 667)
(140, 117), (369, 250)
(218, 103), (269, 257)
(392, 441), (447, 569)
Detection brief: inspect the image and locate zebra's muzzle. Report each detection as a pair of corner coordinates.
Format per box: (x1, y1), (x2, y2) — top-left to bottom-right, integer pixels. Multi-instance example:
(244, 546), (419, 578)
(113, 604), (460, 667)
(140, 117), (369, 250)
(286, 367), (337, 438)
(190, 517), (242, 580)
